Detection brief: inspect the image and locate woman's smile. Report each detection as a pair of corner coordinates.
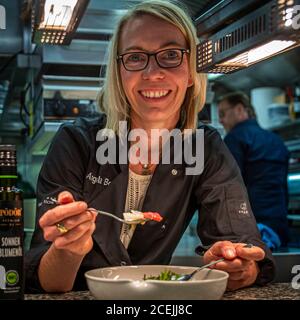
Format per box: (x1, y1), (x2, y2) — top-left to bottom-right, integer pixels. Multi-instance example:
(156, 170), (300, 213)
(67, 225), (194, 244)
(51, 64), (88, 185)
(138, 89), (172, 103)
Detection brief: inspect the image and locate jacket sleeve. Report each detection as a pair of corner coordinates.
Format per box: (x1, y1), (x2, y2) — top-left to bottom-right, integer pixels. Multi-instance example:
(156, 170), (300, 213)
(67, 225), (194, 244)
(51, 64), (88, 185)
(194, 127), (276, 285)
(25, 122), (90, 293)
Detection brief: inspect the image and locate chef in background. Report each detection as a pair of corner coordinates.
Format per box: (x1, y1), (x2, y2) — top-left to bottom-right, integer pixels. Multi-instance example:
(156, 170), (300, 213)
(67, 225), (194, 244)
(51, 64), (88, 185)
(218, 92), (290, 249)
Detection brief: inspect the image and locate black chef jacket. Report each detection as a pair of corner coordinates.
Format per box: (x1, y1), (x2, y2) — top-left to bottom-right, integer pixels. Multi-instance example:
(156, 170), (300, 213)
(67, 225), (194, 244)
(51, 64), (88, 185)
(25, 116), (275, 292)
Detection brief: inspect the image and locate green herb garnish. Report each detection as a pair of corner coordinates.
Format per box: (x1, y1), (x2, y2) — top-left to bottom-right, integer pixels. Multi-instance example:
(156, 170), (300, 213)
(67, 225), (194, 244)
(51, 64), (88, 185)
(143, 270), (182, 281)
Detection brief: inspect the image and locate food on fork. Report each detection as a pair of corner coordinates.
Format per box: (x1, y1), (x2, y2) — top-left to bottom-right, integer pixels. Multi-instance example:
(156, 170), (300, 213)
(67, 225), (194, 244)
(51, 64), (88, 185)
(123, 210), (163, 224)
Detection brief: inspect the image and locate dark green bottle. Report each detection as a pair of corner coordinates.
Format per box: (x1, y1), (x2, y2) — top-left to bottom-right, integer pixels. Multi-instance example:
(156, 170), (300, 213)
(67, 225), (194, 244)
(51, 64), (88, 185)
(0, 145), (24, 300)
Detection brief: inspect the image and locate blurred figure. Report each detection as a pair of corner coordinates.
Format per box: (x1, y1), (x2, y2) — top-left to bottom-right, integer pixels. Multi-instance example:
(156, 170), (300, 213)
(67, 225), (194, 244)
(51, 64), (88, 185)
(218, 92), (290, 249)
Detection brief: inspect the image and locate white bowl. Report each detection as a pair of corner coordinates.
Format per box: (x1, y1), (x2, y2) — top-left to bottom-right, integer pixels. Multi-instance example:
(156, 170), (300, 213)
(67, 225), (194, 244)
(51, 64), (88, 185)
(85, 265), (229, 300)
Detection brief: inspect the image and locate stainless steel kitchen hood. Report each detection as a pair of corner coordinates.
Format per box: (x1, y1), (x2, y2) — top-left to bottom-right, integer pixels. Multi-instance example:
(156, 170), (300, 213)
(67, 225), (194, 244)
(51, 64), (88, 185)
(196, 0), (300, 74)
(195, 0), (270, 38)
(31, 0), (90, 45)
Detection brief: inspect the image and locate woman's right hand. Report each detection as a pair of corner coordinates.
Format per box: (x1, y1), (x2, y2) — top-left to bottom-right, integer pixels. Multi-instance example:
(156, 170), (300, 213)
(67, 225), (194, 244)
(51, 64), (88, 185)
(39, 191), (96, 257)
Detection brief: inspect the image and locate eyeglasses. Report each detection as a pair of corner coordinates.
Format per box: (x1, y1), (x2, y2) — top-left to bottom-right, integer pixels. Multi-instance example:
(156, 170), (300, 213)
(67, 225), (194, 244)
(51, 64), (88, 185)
(117, 48), (190, 71)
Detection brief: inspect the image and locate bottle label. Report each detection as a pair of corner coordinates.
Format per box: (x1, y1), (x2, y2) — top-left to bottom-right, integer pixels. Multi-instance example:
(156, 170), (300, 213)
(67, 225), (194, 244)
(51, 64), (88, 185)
(0, 200), (24, 300)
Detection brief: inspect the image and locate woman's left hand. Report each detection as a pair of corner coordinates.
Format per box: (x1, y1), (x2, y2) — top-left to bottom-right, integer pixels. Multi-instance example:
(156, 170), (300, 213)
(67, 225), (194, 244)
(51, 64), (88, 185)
(203, 241), (265, 291)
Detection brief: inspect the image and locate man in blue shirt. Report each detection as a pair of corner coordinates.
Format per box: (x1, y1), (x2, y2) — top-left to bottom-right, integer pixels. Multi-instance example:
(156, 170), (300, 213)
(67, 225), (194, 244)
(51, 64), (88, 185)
(217, 92), (290, 248)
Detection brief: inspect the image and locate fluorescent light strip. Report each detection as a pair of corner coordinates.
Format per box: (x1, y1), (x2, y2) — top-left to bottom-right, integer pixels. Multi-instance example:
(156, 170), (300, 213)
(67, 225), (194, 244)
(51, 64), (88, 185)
(248, 40), (295, 63)
(43, 84), (100, 91)
(288, 174), (300, 181)
(220, 40), (296, 67)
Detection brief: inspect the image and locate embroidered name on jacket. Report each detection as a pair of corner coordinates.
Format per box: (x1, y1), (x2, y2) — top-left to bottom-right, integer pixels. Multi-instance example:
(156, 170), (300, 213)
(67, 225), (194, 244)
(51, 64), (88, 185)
(86, 172), (111, 186)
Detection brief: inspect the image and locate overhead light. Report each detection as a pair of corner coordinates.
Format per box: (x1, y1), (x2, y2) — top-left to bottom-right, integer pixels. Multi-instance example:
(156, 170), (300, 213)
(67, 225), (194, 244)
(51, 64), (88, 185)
(197, 0), (300, 74)
(39, 0), (77, 30)
(288, 174), (300, 181)
(32, 0), (90, 45)
(220, 40), (296, 67)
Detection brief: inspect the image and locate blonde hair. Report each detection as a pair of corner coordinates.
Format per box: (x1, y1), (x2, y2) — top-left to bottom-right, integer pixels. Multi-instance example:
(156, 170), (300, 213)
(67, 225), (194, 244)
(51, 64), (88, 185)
(98, 0), (207, 133)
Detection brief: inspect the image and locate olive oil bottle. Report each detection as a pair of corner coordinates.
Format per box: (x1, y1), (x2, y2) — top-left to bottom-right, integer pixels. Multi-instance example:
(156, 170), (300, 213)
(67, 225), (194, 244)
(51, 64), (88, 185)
(0, 145), (24, 300)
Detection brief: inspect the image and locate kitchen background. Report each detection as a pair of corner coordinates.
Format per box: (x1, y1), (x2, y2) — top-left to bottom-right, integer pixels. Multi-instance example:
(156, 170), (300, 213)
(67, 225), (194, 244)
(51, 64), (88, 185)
(0, 0), (300, 263)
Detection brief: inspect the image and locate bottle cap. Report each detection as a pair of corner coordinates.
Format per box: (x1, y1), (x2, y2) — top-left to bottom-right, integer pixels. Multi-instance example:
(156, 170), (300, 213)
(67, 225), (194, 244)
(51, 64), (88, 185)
(0, 145), (17, 177)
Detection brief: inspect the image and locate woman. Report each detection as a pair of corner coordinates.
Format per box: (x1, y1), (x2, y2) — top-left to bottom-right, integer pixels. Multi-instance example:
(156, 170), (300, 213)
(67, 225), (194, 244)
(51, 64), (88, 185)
(25, 0), (275, 293)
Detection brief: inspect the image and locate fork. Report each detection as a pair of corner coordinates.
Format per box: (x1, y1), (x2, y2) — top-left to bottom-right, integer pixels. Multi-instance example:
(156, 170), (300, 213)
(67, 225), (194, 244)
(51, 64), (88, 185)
(49, 198), (148, 225)
(87, 208), (150, 225)
(176, 258), (225, 281)
(176, 243), (254, 281)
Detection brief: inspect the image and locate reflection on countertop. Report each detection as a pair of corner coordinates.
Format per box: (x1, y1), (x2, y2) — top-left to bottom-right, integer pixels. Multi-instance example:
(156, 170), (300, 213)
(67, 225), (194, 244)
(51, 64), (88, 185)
(25, 283), (299, 300)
